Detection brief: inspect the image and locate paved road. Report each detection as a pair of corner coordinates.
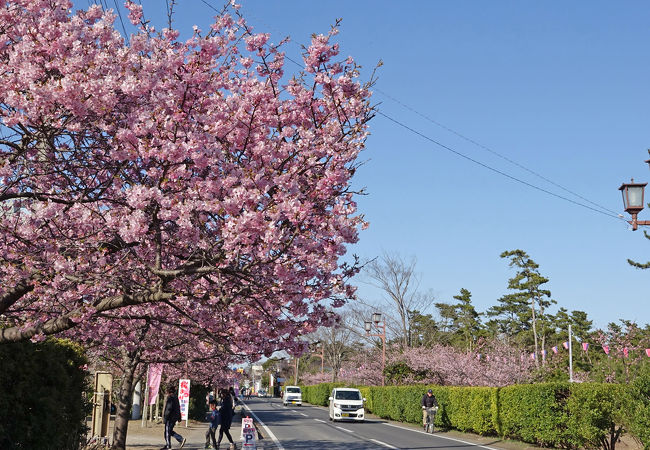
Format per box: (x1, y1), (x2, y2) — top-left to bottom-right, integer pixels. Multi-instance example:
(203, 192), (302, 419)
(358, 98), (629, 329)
(241, 397), (507, 450)
(119, 397), (534, 449)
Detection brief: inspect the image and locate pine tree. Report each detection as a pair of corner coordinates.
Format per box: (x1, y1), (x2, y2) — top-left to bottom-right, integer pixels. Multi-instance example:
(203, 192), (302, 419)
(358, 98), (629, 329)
(489, 250), (556, 367)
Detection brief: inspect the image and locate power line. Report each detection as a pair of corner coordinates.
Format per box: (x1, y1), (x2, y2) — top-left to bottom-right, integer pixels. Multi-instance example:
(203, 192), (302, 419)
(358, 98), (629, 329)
(207, 1), (624, 221)
(104, 0), (629, 224)
(374, 87), (621, 217)
(112, 0), (129, 42)
(199, 0), (220, 13)
(377, 111), (624, 222)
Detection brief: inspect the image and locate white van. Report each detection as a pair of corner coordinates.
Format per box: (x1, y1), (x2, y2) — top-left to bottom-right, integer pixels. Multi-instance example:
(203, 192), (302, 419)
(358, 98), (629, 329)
(328, 387), (365, 422)
(282, 385), (302, 406)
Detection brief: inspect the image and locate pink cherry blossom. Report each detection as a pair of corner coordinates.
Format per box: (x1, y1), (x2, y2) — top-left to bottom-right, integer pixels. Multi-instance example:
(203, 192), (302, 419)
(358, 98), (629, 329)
(0, 1), (374, 447)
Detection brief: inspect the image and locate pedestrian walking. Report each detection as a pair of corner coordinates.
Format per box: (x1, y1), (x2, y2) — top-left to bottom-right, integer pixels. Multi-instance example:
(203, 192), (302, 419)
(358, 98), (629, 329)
(205, 399), (220, 449)
(162, 385), (186, 449)
(217, 388), (236, 449)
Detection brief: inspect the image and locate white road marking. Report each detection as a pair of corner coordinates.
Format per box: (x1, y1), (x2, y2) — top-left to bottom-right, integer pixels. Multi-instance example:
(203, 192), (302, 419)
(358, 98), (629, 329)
(314, 418), (327, 423)
(383, 422), (499, 449)
(299, 412), (308, 417)
(335, 426), (354, 433)
(370, 438), (398, 449)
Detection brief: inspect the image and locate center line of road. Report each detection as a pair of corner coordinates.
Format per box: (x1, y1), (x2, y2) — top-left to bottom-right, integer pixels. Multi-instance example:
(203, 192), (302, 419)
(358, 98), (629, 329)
(314, 418), (327, 423)
(299, 412), (308, 417)
(370, 438), (398, 449)
(335, 426), (354, 433)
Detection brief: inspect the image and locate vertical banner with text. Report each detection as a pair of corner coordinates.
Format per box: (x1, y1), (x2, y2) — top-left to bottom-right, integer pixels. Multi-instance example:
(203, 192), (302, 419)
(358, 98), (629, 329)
(178, 379), (191, 421)
(147, 364), (164, 406)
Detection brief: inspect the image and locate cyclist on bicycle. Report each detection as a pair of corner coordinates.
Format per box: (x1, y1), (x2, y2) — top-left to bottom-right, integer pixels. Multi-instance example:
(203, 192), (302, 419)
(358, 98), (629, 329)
(421, 389), (439, 431)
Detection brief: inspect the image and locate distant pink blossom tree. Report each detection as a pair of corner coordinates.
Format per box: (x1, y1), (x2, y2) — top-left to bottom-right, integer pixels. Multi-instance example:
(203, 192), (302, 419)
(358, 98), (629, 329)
(300, 371), (332, 385)
(336, 340), (532, 387)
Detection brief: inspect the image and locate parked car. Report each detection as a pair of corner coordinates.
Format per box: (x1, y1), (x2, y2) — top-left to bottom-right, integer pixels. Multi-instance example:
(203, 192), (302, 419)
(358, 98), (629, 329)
(282, 385), (302, 406)
(329, 387), (365, 422)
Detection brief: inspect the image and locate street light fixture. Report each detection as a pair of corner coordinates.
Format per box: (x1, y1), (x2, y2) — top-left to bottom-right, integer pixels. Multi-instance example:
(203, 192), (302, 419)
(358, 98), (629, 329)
(364, 312), (386, 386)
(315, 343), (325, 374)
(620, 151), (650, 231)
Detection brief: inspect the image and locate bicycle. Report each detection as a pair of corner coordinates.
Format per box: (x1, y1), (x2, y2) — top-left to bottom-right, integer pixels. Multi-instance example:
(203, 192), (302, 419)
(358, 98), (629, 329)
(423, 406), (438, 433)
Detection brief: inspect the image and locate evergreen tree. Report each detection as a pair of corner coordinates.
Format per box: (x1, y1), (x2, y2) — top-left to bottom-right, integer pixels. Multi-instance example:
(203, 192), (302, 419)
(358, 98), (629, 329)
(488, 250), (556, 367)
(435, 289), (482, 351)
(452, 288), (483, 352)
(408, 310), (440, 348)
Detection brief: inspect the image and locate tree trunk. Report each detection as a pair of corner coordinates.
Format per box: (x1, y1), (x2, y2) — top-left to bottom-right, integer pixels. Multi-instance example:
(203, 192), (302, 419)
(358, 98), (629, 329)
(112, 351), (141, 450)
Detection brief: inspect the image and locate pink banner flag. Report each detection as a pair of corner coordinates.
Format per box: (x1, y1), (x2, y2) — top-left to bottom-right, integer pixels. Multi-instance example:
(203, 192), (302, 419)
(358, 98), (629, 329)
(646, 349), (650, 357)
(552, 346), (558, 354)
(562, 341), (569, 349)
(623, 347), (629, 358)
(147, 364), (164, 405)
(582, 342), (589, 351)
(477, 353), (481, 360)
(542, 349), (547, 357)
(530, 353), (535, 360)
(602, 345), (609, 355)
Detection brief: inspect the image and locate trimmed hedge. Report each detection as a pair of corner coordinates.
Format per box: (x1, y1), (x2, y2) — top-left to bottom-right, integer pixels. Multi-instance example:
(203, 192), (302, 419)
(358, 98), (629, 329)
(630, 371), (650, 449)
(302, 382), (640, 448)
(0, 339), (91, 450)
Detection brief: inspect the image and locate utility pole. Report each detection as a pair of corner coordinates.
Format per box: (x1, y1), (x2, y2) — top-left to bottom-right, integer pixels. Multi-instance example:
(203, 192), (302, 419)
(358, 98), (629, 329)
(568, 324), (574, 382)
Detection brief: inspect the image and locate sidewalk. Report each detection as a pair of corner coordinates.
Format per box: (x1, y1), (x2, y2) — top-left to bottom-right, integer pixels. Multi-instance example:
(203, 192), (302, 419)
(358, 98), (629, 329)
(116, 413), (263, 450)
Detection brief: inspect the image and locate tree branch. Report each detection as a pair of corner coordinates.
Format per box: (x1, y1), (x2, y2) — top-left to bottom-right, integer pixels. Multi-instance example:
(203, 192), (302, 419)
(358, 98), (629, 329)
(0, 289), (173, 343)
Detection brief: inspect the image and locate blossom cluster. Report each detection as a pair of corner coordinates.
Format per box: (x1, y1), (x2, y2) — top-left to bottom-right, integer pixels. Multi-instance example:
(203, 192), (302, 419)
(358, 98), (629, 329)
(0, 0), (373, 381)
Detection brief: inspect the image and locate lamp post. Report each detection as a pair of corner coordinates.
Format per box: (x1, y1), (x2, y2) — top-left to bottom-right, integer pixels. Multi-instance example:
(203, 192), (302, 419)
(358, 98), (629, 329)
(364, 312), (386, 386)
(293, 356), (299, 386)
(311, 342), (325, 374)
(619, 151), (650, 230)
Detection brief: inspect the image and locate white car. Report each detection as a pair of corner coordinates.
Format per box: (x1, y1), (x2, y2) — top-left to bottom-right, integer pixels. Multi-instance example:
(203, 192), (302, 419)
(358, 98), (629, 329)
(282, 386), (302, 406)
(328, 387), (365, 422)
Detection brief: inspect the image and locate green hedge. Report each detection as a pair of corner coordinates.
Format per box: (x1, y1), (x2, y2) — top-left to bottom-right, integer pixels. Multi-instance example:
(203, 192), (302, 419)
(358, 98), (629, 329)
(302, 382), (640, 448)
(0, 339), (91, 450)
(630, 371), (650, 449)
(301, 382), (347, 406)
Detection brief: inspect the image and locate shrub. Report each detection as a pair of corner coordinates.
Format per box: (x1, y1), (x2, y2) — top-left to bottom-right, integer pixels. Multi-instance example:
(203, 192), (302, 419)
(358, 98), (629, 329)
(630, 369), (650, 449)
(499, 383), (569, 447)
(302, 381), (642, 448)
(0, 339), (91, 450)
(566, 383), (634, 449)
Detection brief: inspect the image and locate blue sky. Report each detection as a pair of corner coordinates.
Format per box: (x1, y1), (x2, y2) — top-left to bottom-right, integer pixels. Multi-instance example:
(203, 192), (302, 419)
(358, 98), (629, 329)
(81, 1), (650, 330)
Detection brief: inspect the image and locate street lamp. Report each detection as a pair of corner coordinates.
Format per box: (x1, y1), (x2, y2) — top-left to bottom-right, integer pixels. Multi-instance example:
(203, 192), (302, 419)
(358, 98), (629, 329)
(619, 152), (650, 231)
(364, 312), (386, 386)
(312, 342), (325, 374)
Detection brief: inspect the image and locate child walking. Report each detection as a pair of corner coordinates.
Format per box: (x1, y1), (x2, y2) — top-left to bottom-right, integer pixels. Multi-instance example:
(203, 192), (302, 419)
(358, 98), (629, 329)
(205, 399), (220, 449)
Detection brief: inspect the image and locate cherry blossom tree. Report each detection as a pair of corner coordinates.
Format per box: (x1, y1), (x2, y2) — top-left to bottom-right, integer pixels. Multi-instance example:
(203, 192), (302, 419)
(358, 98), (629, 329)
(337, 340), (533, 387)
(0, 0), (372, 341)
(0, 1), (374, 446)
(78, 310), (248, 448)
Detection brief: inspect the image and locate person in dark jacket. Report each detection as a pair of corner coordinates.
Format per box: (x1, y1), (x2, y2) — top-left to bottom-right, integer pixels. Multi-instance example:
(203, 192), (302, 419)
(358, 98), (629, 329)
(162, 386), (186, 449)
(421, 389), (439, 429)
(216, 388), (236, 449)
(205, 399), (220, 449)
